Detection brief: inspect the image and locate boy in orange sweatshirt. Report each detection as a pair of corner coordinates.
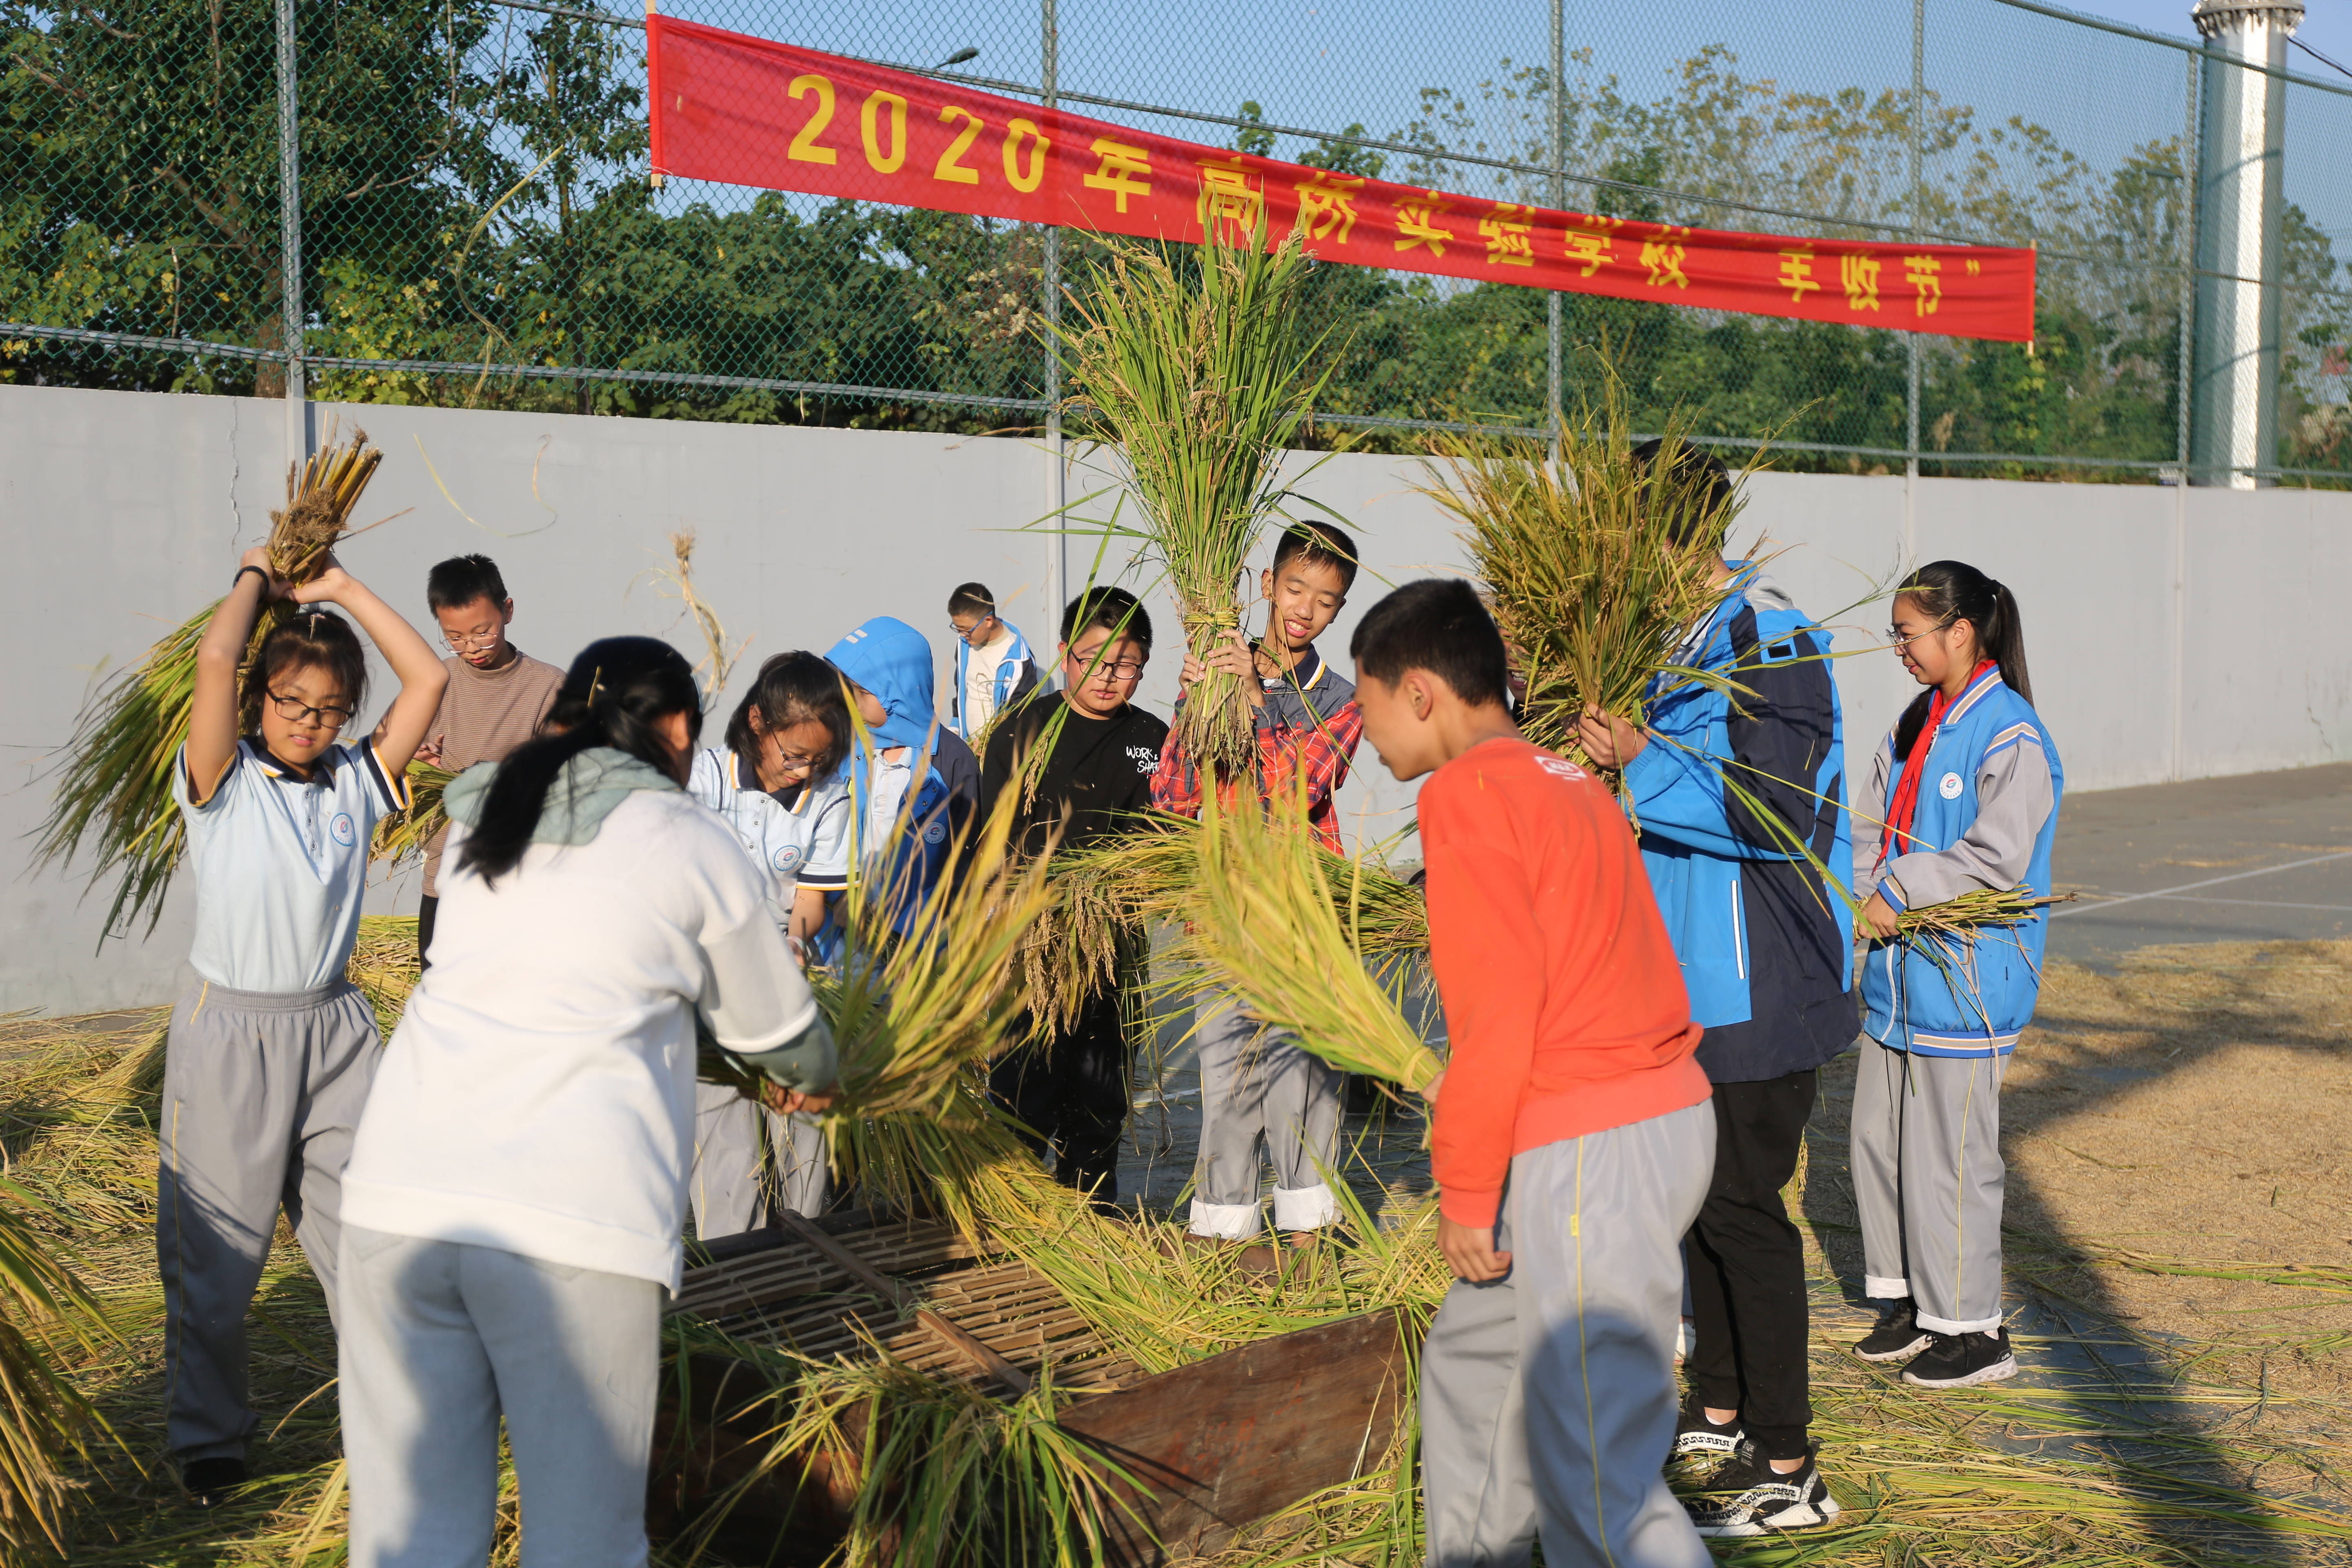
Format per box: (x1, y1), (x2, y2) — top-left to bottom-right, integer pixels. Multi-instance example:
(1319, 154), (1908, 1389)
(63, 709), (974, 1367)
(1350, 579), (1716, 1568)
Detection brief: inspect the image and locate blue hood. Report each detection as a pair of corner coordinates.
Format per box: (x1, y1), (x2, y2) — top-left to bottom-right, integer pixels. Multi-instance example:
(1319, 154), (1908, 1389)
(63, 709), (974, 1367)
(825, 617), (937, 753)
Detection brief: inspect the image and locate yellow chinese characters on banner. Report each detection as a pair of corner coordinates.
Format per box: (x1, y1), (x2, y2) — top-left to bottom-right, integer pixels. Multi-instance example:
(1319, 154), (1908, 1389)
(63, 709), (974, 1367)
(648, 18), (2040, 342)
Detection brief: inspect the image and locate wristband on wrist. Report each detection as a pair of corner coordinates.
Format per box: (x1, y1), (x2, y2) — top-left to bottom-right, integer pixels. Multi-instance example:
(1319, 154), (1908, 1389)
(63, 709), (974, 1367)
(232, 564), (270, 595)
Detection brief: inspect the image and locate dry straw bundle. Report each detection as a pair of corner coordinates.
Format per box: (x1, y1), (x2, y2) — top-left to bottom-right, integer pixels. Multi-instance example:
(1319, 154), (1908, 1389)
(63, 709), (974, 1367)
(1057, 227), (1337, 777)
(1420, 393), (1742, 775)
(38, 429), (390, 935)
(1177, 791), (1443, 1095)
(1898, 884), (2077, 938)
(1017, 812), (1429, 1035)
(370, 760), (454, 867)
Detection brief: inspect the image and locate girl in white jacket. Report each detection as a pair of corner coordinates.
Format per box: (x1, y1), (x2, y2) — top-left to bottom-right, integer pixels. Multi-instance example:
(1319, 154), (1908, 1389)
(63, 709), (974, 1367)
(338, 637), (837, 1568)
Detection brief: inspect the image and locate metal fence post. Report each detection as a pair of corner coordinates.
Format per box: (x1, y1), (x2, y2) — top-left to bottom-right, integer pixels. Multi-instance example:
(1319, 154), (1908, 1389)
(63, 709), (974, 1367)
(1041, 0), (1065, 613)
(276, 0), (306, 464)
(2178, 49), (2198, 477)
(1906, 0), (1924, 482)
(1547, 0), (1564, 462)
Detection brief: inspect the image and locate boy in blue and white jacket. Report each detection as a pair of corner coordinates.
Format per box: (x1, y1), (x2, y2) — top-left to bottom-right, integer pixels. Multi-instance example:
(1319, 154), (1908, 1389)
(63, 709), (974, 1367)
(1577, 441), (1853, 1532)
(1849, 561), (2062, 1392)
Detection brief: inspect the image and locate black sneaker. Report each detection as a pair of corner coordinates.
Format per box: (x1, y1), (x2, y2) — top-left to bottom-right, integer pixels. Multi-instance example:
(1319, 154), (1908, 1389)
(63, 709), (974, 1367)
(1853, 1298), (1931, 1362)
(1684, 1442), (1840, 1537)
(181, 1455), (247, 1506)
(1668, 1399), (1745, 1470)
(1902, 1327), (2018, 1388)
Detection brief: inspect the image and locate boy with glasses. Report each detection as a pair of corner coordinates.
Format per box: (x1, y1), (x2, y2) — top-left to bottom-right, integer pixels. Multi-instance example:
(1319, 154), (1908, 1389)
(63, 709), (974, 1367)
(413, 554), (564, 965)
(978, 588), (1165, 1208)
(946, 581), (1039, 742)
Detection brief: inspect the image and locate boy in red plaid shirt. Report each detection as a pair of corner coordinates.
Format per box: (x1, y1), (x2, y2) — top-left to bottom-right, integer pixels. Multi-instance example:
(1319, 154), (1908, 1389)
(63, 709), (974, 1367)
(1152, 521), (1362, 1257)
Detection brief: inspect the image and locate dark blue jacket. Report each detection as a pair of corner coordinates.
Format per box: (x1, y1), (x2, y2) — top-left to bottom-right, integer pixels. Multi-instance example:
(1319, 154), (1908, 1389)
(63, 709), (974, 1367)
(1619, 566), (1857, 1083)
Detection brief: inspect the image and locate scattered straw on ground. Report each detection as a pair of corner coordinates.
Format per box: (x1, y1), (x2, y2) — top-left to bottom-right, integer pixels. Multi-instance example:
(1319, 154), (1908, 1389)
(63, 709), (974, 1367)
(2, 938), (2346, 1564)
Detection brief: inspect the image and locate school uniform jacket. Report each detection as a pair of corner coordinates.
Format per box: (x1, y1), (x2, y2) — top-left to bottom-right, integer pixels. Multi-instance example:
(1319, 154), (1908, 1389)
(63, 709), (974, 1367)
(1858, 663), (2063, 1057)
(949, 621), (1040, 741)
(1619, 566), (1857, 1083)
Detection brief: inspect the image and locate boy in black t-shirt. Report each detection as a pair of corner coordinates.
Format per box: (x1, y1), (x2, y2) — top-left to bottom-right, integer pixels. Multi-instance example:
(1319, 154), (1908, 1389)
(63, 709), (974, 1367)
(980, 588), (1166, 1207)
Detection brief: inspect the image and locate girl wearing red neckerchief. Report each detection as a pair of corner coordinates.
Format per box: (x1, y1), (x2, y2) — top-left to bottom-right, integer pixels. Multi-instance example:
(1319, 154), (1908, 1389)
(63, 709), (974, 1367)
(1849, 561), (2063, 1393)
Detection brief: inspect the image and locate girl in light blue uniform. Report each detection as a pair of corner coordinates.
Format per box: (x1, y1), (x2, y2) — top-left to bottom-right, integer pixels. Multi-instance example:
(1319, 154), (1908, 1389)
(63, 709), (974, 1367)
(163, 546), (447, 1503)
(686, 652), (853, 1233)
(1851, 561), (2062, 1392)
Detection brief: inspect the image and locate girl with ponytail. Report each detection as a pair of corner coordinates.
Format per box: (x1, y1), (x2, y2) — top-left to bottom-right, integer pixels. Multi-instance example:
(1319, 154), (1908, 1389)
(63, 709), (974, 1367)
(336, 636), (837, 1568)
(1849, 561), (2064, 1393)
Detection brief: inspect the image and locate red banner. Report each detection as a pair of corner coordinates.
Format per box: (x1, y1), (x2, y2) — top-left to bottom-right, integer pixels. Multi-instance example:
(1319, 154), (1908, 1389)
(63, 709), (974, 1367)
(649, 18), (2037, 343)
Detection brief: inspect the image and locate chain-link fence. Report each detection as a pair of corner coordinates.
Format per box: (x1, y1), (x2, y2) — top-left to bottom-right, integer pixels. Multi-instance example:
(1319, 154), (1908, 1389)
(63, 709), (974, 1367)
(4, 0), (2347, 481)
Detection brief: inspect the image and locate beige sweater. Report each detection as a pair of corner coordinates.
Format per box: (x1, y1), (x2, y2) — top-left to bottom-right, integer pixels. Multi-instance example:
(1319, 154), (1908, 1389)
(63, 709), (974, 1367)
(421, 649), (565, 894)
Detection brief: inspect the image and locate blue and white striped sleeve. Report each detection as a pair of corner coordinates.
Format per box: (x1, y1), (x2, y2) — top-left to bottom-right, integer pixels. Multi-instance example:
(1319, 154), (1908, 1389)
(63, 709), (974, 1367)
(1882, 730), (2054, 910)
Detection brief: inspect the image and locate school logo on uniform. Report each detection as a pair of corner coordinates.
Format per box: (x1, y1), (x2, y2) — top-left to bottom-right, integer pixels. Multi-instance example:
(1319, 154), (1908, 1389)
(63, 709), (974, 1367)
(329, 812), (357, 847)
(1938, 771), (1964, 800)
(924, 822), (947, 844)
(772, 844), (803, 872)
(1534, 756), (1587, 783)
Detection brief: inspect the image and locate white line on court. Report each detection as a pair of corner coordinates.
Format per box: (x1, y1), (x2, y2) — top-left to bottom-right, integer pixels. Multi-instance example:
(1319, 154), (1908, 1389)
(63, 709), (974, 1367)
(2051, 849), (2352, 918)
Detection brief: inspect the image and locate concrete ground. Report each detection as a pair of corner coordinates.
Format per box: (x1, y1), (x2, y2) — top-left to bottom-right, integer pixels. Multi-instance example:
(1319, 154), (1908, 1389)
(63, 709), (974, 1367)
(2048, 760), (2352, 971)
(1115, 757), (2352, 1215)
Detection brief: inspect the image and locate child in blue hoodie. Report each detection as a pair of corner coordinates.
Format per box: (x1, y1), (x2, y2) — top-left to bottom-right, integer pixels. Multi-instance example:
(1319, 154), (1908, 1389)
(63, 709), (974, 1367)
(822, 617), (979, 943)
(1850, 561), (2062, 1392)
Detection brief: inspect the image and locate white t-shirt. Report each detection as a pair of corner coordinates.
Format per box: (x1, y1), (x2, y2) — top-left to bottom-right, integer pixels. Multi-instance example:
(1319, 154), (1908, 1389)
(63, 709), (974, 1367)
(686, 749), (853, 927)
(862, 749), (915, 869)
(963, 629), (1017, 737)
(173, 737), (406, 994)
(341, 789), (820, 1291)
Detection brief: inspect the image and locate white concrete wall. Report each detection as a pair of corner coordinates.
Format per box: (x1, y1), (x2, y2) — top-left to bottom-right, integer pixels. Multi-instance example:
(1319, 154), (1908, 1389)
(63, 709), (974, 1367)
(6, 383), (2348, 1013)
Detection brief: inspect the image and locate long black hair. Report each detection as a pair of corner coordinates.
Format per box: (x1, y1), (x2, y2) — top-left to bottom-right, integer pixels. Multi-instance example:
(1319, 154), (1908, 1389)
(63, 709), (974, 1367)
(241, 608), (369, 736)
(1893, 559), (2032, 758)
(457, 637), (702, 885)
(723, 650), (851, 784)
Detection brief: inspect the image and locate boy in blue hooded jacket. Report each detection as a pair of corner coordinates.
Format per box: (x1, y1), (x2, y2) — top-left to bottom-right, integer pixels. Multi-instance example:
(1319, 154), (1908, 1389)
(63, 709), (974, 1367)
(822, 618), (978, 945)
(1577, 439), (1854, 1537)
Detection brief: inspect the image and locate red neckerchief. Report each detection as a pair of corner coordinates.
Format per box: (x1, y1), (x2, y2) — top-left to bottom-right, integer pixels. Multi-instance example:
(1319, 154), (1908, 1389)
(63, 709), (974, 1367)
(1882, 659), (1997, 862)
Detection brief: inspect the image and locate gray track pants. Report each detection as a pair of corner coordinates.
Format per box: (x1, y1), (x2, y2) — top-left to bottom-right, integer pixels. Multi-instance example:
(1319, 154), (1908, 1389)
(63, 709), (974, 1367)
(340, 1227), (661, 1568)
(1850, 1034), (2008, 1334)
(1421, 1100), (1714, 1568)
(1186, 990), (1341, 1238)
(688, 1081), (828, 1237)
(158, 975), (381, 1462)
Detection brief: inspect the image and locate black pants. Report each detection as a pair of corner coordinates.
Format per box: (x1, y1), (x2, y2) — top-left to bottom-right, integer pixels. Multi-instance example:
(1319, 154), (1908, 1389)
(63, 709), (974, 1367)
(1685, 1068), (1818, 1461)
(416, 894), (439, 970)
(988, 985), (1132, 1208)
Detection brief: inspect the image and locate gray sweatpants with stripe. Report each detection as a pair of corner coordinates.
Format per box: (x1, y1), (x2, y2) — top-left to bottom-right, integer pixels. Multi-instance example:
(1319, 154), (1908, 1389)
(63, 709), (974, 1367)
(688, 1081), (829, 1236)
(1421, 1100), (1715, 1568)
(1186, 990), (1341, 1239)
(1849, 1034), (2008, 1334)
(158, 975), (381, 1461)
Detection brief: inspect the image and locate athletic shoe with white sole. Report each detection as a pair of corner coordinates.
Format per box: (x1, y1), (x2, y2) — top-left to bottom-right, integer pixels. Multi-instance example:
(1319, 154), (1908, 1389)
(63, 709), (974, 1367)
(1902, 1327), (2018, 1387)
(1853, 1297), (1932, 1362)
(1683, 1442), (1841, 1537)
(1669, 1399), (1746, 1468)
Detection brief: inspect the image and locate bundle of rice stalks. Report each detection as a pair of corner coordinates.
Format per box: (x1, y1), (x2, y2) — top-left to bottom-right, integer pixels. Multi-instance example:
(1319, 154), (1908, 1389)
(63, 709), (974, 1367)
(36, 429), (389, 937)
(347, 914), (423, 1037)
(1177, 792), (1443, 1095)
(1420, 391), (1744, 772)
(0, 1184), (118, 1557)
(1018, 813), (1429, 1034)
(370, 761), (454, 866)
(1896, 884), (2078, 938)
(1058, 227), (1337, 778)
